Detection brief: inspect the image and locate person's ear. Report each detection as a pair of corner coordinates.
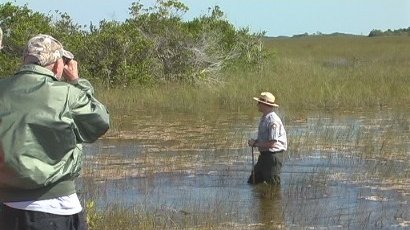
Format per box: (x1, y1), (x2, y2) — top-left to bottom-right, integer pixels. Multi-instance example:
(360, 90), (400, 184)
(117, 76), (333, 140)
(52, 62), (57, 73)
(52, 59), (64, 80)
(52, 59), (61, 73)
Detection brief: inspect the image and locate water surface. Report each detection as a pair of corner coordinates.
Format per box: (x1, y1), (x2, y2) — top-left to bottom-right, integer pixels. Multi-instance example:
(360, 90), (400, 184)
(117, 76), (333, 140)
(80, 109), (409, 229)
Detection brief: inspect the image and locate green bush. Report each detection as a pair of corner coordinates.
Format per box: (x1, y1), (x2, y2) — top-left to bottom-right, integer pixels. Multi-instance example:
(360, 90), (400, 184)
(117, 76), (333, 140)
(0, 2), (54, 75)
(0, 0), (265, 87)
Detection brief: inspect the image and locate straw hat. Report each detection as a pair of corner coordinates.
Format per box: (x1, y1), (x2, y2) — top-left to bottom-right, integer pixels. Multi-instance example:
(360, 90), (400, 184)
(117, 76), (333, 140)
(253, 92), (279, 107)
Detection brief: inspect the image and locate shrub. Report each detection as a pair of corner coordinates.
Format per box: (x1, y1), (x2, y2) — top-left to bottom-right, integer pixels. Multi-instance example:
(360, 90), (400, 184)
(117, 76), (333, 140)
(0, 0), (266, 87)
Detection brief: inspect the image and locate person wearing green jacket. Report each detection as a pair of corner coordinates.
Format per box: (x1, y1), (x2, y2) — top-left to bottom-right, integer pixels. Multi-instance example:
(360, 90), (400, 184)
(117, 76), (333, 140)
(0, 34), (110, 230)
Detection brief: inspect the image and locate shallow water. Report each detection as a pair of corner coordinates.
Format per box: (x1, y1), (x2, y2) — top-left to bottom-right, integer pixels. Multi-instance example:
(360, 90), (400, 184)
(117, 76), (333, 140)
(80, 109), (409, 229)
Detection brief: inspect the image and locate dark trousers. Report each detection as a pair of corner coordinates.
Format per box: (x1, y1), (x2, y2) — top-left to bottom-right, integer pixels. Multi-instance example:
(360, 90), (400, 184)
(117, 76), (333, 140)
(248, 151), (283, 185)
(0, 204), (88, 230)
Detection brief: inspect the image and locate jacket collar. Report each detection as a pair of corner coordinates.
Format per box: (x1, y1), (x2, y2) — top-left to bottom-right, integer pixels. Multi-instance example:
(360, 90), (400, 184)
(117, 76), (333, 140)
(17, 64), (59, 81)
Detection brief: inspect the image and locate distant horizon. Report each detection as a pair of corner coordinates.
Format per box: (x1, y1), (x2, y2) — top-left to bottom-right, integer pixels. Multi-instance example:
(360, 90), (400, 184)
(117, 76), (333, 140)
(5, 0), (410, 37)
(267, 28), (410, 38)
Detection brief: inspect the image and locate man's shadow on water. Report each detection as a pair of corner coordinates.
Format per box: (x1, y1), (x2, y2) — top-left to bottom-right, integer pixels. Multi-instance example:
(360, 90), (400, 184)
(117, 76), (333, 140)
(251, 184), (285, 228)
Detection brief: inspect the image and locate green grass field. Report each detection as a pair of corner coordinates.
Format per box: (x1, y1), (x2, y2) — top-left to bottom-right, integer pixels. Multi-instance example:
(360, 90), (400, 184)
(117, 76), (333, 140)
(98, 35), (410, 125)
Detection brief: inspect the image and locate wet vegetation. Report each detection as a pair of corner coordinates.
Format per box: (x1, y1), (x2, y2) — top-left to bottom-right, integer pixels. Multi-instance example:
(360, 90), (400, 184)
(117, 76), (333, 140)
(83, 35), (409, 229)
(80, 110), (409, 229)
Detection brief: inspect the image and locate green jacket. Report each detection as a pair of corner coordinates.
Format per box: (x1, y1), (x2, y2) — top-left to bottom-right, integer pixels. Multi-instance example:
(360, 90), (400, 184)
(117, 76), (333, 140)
(0, 64), (110, 202)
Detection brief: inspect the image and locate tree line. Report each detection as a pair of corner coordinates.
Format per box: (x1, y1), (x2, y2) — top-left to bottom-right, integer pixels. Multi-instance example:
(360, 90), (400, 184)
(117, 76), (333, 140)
(290, 28), (410, 38)
(0, 0), (267, 87)
(368, 27), (410, 37)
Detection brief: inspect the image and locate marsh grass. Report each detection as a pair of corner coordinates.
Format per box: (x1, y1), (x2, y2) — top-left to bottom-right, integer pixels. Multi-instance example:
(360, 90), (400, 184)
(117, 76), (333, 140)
(82, 109), (409, 229)
(97, 36), (410, 131)
(84, 36), (410, 229)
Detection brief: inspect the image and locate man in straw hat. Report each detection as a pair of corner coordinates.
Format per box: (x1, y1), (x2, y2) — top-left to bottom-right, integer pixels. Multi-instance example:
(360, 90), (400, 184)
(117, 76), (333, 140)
(0, 34), (110, 229)
(247, 92), (287, 185)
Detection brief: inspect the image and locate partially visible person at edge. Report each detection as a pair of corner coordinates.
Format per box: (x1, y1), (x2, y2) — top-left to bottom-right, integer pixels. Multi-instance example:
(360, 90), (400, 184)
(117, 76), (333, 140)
(0, 34), (110, 230)
(247, 92), (287, 185)
(0, 27), (3, 50)
(0, 27), (3, 166)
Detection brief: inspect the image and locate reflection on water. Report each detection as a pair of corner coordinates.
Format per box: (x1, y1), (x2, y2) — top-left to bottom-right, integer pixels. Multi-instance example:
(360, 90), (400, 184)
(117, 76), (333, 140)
(80, 109), (410, 229)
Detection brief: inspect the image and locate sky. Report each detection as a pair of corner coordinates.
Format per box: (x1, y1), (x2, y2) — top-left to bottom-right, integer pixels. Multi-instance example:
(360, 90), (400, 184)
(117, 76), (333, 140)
(5, 0), (410, 37)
